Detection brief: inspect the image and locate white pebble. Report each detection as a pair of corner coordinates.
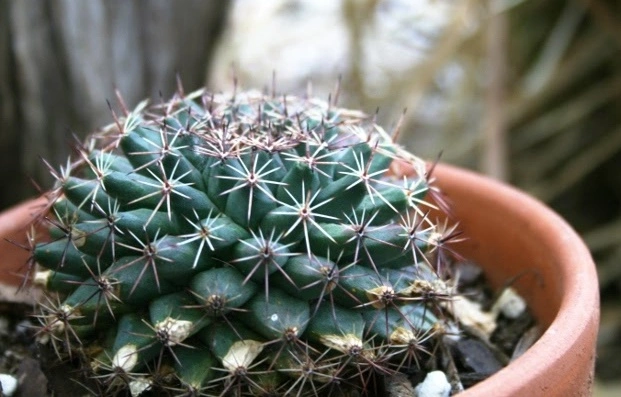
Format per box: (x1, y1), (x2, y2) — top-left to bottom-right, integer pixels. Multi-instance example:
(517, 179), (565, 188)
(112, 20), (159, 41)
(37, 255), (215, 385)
(0, 374), (18, 397)
(448, 295), (497, 337)
(414, 370), (451, 397)
(129, 378), (151, 397)
(493, 287), (527, 319)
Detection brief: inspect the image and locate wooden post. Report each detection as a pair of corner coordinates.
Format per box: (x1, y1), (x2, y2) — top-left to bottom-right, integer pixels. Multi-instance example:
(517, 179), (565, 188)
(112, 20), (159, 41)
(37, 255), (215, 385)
(0, 0), (230, 208)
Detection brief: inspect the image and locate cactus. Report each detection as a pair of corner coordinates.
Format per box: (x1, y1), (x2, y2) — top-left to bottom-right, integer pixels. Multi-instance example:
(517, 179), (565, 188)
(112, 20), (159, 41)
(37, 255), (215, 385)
(28, 88), (461, 396)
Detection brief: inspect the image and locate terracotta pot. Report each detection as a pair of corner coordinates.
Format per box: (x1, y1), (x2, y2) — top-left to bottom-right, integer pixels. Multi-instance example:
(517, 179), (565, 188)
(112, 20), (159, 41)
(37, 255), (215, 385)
(0, 165), (599, 395)
(418, 163), (599, 396)
(0, 197), (47, 302)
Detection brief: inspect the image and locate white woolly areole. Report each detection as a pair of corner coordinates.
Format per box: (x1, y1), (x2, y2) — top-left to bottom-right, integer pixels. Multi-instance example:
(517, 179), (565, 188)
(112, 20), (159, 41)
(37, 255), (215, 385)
(390, 326), (417, 344)
(365, 285), (394, 309)
(38, 304), (75, 344)
(447, 295), (496, 337)
(70, 228), (87, 247)
(33, 270), (52, 288)
(320, 334), (363, 355)
(427, 231), (444, 247)
(156, 317), (193, 345)
(113, 344), (139, 372)
(405, 279), (452, 297)
(222, 340), (264, 372)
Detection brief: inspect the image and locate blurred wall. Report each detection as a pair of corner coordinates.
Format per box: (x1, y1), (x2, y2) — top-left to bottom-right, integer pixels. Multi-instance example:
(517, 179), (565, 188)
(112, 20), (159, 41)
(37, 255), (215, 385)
(207, 0), (477, 164)
(0, 0), (230, 208)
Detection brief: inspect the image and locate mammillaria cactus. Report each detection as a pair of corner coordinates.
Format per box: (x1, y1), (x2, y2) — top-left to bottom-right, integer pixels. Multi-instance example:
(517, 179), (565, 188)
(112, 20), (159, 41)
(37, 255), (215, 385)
(28, 86), (462, 396)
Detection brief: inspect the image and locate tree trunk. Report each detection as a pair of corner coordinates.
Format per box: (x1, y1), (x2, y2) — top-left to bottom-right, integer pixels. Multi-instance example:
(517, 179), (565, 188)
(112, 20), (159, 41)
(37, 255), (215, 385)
(0, 0), (230, 208)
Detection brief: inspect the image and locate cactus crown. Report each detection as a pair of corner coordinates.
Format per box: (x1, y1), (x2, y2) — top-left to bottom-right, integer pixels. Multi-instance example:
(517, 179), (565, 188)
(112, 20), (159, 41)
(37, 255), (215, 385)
(30, 88), (460, 396)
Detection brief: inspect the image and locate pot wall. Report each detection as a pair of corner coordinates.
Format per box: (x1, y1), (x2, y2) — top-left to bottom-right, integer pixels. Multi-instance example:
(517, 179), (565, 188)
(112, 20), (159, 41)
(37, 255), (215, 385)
(429, 164), (599, 396)
(0, 197), (46, 301)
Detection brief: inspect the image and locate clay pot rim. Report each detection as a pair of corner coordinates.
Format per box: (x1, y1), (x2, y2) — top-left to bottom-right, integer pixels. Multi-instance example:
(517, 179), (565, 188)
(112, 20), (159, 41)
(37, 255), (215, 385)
(430, 163), (599, 396)
(0, 196), (47, 302)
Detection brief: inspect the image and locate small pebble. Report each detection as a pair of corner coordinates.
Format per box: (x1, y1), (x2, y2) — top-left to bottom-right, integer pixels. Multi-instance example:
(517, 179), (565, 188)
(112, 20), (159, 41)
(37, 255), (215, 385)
(454, 338), (504, 375)
(414, 371), (451, 397)
(16, 319), (32, 335)
(511, 325), (541, 361)
(129, 378), (151, 397)
(449, 295), (497, 337)
(0, 374), (18, 397)
(492, 287), (527, 319)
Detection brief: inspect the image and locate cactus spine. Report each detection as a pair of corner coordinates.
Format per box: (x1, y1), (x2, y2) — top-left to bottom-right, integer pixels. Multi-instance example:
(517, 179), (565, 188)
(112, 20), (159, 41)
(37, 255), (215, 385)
(30, 88), (459, 396)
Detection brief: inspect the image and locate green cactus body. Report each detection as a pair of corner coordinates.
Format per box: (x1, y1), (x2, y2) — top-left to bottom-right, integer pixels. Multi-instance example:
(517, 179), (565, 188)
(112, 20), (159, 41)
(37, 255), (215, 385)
(30, 88), (458, 396)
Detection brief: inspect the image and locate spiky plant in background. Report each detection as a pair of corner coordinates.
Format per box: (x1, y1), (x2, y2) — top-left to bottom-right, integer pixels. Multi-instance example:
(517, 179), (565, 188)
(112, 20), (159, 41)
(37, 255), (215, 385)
(27, 86), (462, 396)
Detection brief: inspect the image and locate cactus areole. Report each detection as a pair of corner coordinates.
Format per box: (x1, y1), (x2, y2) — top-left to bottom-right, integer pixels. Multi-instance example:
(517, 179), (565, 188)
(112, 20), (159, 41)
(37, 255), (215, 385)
(30, 88), (464, 396)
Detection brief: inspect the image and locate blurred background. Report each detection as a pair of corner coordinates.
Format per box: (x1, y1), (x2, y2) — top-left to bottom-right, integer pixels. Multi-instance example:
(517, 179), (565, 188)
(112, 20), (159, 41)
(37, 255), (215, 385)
(0, 0), (619, 394)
